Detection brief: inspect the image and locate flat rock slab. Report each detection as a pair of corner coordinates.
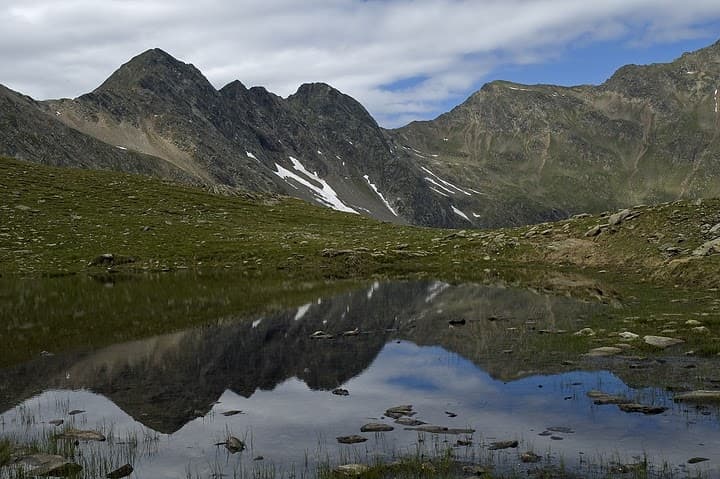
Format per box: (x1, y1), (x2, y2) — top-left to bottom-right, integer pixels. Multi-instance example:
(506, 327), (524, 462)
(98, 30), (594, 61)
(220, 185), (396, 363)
(337, 435), (367, 444)
(674, 390), (720, 403)
(587, 347), (623, 357)
(57, 428), (106, 442)
(488, 440), (518, 450)
(405, 425), (475, 435)
(643, 335), (684, 348)
(360, 423), (394, 432)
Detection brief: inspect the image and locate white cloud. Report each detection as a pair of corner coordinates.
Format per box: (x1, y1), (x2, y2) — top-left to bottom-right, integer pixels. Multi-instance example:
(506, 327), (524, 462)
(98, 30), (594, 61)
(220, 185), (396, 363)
(1, 0), (719, 126)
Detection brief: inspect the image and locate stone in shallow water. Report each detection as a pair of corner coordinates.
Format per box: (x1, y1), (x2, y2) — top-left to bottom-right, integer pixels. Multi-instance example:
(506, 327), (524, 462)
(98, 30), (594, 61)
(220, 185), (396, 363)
(385, 405), (414, 419)
(337, 435), (367, 444)
(395, 417), (425, 426)
(521, 451), (542, 463)
(360, 423), (393, 432)
(688, 457), (709, 464)
(225, 436), (245, 453)
(106, 464), (134, 478)
(488, 440), (518, 450)
(332, 388), (349, 396)
(643, 335), (684, 348)
(617, 403), (668, 415)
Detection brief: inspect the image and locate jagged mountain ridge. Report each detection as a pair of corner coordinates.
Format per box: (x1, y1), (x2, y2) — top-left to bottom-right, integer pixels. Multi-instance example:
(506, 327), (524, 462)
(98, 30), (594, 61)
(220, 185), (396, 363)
(1, 42), (720, 227)
(35, 49), (457, 227)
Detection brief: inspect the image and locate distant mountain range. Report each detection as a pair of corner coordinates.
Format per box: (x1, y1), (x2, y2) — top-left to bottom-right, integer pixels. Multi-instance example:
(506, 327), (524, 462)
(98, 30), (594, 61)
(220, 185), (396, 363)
(2, 40), (720, 228)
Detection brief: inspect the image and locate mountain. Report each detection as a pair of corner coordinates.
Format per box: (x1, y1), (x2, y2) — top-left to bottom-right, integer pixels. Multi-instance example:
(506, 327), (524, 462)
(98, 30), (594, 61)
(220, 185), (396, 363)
(1, 42), (720, 227)
(391, 39), (720, 227)
(37, 49), (456, 227)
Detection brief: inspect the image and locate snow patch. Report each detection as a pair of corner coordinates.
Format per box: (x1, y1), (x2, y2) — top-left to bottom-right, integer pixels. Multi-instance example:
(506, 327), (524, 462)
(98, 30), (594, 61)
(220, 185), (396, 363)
(115, 146), (127, 151)
(442, 138), (449, 142)
(508, 86), (530, 91)
(273, 157), (358, 214)
(715, 88), (718, 114)
(55, 111), (61, 116)
(429, 187), (450, 197)
(472, 212), (482, 218)
(252, 318), (263, 328)
(421, 167), (472, 196)
(317, 150), (323, 155)
(246, 151), (260, 162)
(363, 175), (398, 216)
(451, 205), (470, 221)
(294, 303), (311, 321)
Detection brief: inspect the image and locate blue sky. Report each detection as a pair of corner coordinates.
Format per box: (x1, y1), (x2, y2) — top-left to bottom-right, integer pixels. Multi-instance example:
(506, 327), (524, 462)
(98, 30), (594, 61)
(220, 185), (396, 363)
(2, 1), (720, 127)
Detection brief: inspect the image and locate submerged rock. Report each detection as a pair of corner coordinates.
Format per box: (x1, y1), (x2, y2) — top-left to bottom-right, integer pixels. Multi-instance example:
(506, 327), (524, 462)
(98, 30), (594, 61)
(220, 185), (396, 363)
(688, 457), (709, 464)
(332, 388), (350, 396)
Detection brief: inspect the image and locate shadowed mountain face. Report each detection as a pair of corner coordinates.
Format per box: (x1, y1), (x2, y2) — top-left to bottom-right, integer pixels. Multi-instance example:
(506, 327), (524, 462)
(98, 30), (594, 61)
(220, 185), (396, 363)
(0, 280), (601, 434)
(1, 43), (720, 227)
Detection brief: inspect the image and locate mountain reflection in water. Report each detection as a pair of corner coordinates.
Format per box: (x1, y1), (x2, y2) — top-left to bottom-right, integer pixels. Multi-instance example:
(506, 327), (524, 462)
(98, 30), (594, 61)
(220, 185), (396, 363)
(1, 281), (718, 478)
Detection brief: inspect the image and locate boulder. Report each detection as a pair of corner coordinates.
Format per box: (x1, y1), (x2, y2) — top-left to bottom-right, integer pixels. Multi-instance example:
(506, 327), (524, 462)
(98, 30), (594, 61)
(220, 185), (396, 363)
(692, 237), (720, 256)
(608, 209), (631, 226)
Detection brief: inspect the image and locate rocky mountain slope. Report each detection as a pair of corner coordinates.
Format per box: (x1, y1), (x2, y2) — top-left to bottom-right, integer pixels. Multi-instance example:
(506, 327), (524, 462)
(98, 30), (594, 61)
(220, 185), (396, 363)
(1, 42), (720, 227)
(392, 40), (720, 227)
(2, 49), (456, 227)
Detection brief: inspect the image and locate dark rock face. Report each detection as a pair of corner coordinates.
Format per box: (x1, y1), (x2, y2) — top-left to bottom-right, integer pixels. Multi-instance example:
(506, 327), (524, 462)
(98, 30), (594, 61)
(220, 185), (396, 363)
(3, 42), (720, 227)
(0, 48), (456, 226)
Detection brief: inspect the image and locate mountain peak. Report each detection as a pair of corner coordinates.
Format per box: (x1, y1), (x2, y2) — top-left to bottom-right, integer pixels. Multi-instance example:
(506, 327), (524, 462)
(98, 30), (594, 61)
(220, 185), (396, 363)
(93, 48), (216, 98)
